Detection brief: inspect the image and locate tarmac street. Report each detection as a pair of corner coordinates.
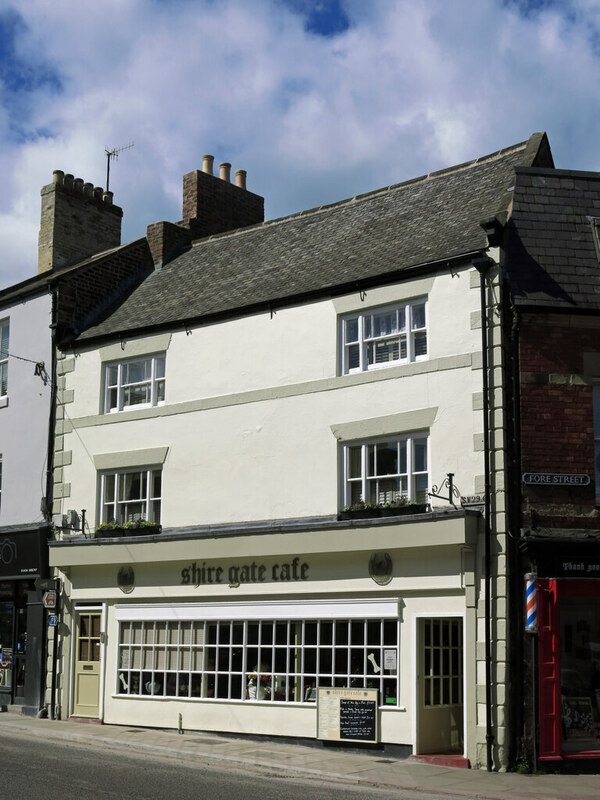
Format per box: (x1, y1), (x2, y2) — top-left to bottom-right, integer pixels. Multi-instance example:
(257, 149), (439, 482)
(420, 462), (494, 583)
(1, 708), (600, 799)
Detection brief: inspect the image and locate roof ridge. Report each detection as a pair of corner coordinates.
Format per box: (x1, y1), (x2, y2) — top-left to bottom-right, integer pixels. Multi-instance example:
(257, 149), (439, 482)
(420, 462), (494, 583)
(191, 137), (533, 249)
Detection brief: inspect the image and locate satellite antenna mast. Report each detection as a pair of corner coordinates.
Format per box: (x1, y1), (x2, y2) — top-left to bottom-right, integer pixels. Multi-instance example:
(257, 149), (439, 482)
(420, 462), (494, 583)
(105, 141), (134, 192)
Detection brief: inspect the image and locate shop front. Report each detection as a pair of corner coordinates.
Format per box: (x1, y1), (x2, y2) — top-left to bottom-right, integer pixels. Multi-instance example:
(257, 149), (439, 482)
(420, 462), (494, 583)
(533, 541), (600, 761)
(0, 525), (50, 713)
(50, 512), (479, 756)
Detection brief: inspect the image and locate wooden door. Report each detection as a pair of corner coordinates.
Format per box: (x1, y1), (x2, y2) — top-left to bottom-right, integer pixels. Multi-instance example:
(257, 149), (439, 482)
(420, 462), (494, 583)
(72, 611), (101, 718)
(416, 617), (464, 754)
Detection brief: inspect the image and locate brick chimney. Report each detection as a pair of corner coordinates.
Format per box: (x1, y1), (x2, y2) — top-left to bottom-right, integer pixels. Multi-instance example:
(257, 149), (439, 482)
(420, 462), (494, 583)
(38, 170), (123, 274)
(182, 155), (264, 238)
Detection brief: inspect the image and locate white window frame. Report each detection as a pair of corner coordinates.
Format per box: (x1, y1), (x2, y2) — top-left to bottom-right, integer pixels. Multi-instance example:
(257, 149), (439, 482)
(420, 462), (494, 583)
(99, 467), (162, 524)
(103, 353), (165, 413)
(342, 432), (429, 507)
(114, 599), (400, 706)
(0, 319), (9, 397)
(340, 299), (427, 375)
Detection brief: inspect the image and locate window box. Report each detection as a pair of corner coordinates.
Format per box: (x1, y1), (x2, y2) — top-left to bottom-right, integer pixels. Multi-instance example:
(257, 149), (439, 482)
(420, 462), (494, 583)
(95, 522), (162, 539)
(379, 503), (427, 517)
(339, 503), (428, 521)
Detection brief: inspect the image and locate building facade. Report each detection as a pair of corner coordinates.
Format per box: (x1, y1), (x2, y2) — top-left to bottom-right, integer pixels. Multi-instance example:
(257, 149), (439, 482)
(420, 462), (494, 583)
(502, 166), (600, 766)
(1, 169), (152, 715)
(47, 136), (557, 768)
(0, 280), (52, 714)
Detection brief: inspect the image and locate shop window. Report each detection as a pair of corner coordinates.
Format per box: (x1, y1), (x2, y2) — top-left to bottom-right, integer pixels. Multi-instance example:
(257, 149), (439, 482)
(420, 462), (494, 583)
(343, 433), (429, 507)
(116, 616), (400, 705)
(103, 354), (165, 413)
(100, 468), (161, 524)
(560, 596), (600, 751)
(0, 320), (8, 396)
(340, 299), (427, 374)
(594, 383), (600, 504)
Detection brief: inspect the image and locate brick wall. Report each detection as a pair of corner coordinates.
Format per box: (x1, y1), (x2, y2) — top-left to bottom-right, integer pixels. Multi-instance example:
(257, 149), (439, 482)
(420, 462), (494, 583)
(182, 169), (264, 238)
(519, 317), (599, 526)
(56, 238), (154, 342)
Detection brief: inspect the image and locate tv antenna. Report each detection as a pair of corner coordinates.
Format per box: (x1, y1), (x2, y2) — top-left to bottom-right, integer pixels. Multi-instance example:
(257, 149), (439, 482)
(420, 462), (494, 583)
(105, 141), (134, 192)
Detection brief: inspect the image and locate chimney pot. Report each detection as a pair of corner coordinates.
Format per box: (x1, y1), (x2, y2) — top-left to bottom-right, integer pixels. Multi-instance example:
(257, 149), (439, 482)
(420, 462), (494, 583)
(64, 174), (74, 189)
(219, 162), (231, 183)
(52, 170), (64, 185)
(202, 155), (214, 176)
(93, 187), (103, 200)
(235, 169), (247, 190)
(102, 191), (113, 205)
(73, 178), (84, 192)
(83, 182), (94, 197)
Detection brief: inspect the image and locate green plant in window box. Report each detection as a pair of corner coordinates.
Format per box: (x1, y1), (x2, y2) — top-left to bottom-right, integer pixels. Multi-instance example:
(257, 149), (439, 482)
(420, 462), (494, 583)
(95, 519), (162, 538)
(339, 497), (427, 520)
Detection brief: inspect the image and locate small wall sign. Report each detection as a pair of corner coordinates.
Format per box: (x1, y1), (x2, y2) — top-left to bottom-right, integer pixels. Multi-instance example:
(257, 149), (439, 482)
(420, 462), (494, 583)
(523, 473), (590, 486)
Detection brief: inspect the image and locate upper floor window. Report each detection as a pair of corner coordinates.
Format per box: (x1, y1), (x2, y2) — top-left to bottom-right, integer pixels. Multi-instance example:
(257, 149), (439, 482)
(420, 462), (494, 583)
(103, 354), (165, 413)
(0, 320), (9, 396)
(100, 467), (162, 524)
(343, 433), (429, 507)
(341, 300), (427, 374)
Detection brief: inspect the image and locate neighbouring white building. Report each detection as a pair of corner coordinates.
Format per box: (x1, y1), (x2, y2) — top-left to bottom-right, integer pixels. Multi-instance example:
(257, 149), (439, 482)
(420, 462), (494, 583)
(0, 168), (151, 715)
(48, 134), (554, 768)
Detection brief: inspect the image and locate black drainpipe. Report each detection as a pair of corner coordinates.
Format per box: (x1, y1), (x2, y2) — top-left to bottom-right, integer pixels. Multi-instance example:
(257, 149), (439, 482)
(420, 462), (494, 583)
(45, 285), (59, 720)
(509, 305), (525, 765)
(473, 255), (494, 771)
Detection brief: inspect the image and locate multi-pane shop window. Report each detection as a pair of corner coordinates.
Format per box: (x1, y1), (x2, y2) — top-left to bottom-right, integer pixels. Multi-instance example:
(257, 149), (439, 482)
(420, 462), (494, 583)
(341, 300), (427, 374)
(104, 354), (165, 413)
(594, 384), (600, 504)
(116, 617), (399, 705)
(423, 618), (463, 707)
(344, 434), (429, 506)
(100, 468), (161, 524)
(0, 320), (9, 396)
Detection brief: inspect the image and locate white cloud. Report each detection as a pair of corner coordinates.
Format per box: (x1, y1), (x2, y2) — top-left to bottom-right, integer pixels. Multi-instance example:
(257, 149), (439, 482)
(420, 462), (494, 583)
(0, 0), (600, 288)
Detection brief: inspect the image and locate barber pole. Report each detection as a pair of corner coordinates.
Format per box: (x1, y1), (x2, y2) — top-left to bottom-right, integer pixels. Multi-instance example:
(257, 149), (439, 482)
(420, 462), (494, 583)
(525, 572), (537, 633)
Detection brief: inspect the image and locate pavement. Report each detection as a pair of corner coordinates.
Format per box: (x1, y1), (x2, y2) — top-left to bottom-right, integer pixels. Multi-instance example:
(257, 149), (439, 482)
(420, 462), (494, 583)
(1, 707), (600, 799)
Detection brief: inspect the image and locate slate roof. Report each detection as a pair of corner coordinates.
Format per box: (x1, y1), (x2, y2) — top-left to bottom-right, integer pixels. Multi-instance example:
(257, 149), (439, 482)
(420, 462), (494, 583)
(77, 133), (551, 343)
(506, 167), (600, 311)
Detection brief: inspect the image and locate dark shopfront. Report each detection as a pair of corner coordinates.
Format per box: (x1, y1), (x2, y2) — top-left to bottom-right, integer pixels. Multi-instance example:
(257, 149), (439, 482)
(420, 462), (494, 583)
(0, 526), (49, 714)
(529, 538), (600, 762)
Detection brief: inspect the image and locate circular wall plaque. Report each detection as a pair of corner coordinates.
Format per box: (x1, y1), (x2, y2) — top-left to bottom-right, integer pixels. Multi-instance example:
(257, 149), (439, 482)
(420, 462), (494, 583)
(369, 552), (393, 585)
(117, 565), (135, 594)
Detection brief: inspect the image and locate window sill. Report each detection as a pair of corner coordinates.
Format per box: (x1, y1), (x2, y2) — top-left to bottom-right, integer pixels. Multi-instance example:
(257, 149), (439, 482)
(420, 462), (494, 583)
(0, 395), (8, 409)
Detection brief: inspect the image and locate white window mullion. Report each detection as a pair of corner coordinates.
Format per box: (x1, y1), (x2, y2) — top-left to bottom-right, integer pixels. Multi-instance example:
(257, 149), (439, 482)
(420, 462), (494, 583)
(361, 444), (368, 503)
(405, 303), (413, 363)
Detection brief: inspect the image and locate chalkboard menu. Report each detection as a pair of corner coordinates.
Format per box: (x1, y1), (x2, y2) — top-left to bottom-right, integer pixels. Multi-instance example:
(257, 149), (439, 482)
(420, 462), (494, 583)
(317, 688), (378, 743)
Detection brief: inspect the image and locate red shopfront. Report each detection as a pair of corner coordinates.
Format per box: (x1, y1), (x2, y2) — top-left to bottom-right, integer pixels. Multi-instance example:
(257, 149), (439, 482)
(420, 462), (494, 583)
(538, 576), (600, 760)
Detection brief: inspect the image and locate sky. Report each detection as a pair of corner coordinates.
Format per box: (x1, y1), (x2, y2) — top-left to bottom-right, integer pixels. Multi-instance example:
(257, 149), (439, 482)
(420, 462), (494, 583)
(1, 0), (600, 288)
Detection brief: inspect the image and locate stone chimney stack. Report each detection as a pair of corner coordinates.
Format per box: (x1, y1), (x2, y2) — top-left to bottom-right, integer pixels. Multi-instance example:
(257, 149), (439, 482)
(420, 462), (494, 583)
(38, 170), (123, 274)
(182, 155), (264, 238)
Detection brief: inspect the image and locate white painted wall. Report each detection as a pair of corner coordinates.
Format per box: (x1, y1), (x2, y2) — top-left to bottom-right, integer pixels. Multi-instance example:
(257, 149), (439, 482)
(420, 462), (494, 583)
(0, 291), (52, 526)
(60, 267), (486, 528)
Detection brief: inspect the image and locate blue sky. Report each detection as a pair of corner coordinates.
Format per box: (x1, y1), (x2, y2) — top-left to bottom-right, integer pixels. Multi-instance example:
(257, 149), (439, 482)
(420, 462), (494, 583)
(1, 0), (600, 287)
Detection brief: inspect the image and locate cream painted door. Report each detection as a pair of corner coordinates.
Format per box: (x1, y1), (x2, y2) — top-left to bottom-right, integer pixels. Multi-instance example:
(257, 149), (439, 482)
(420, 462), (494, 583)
(72, 611), (101, 718)
(416, 617), (464, 754)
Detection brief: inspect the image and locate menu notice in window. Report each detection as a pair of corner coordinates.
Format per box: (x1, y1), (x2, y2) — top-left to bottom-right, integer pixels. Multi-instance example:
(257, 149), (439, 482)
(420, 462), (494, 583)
(317, 687), (378, 743)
